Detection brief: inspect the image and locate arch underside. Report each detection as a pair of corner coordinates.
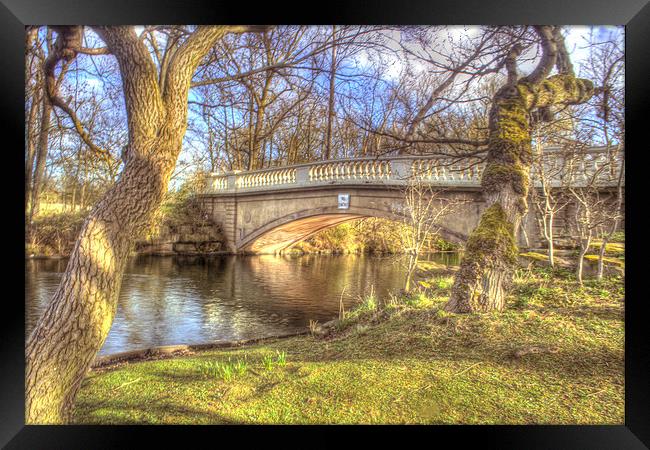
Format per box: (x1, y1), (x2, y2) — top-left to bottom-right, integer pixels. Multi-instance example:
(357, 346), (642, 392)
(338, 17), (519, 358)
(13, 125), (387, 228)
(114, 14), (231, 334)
(239, 207), (468, 254)
(246, 214), (365, 254)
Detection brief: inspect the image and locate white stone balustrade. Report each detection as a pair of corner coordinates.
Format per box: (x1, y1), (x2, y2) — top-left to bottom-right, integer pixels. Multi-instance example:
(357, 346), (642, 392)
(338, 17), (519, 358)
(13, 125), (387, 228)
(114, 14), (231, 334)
(204, 146), (623, 195)
(234, 168), (296, 189)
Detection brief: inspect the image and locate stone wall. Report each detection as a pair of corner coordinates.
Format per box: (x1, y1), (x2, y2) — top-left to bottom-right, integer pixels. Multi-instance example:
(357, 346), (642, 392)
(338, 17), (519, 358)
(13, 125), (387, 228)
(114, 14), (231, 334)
(135, 219), (225, 256)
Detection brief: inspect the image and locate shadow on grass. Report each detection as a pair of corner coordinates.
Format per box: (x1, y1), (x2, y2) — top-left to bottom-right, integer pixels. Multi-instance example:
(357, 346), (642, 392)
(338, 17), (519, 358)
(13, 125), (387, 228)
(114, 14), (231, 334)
(148, 369), (206, 383)
(74, 398), (241, 424)
(541, 303), (624, 322)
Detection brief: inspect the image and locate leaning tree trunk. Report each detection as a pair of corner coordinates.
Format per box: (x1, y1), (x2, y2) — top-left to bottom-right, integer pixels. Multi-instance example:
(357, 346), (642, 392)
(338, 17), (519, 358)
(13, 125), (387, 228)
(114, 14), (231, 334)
(25, 150), (176, 422)
(446, 72), (595, 313)
(25, 25), (236, 423)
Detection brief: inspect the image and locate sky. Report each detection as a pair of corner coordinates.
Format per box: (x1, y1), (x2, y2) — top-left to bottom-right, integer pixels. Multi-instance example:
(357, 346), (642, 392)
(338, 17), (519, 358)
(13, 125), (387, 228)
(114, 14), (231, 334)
(349, 25), (622, 81)
(43, 25), (624, 189)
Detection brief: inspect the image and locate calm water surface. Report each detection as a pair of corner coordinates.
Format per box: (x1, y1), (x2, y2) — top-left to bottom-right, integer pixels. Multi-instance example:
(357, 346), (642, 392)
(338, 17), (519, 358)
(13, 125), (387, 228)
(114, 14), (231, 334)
(26, 253), (460, 355)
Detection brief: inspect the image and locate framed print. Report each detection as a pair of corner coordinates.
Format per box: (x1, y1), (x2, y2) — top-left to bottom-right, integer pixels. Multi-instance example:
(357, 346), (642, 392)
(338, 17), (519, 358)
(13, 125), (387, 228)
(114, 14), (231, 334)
(3, 0), (649, 447)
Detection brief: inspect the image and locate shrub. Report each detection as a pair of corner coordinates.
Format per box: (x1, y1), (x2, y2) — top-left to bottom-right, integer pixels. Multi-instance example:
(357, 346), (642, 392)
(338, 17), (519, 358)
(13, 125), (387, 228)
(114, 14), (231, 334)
(28, 210), (87, 256)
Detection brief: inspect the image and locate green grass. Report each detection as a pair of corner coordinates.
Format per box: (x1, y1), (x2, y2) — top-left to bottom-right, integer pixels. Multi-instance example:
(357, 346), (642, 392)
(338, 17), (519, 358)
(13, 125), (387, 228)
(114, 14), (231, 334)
(73, 270), (624, 425)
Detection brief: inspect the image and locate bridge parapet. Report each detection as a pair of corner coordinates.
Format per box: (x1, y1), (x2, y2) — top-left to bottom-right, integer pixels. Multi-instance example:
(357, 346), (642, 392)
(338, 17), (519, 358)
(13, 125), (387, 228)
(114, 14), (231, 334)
(235, 167), (297, 189)
(308, 159), (393, 182)
(204, 146), (623, 195)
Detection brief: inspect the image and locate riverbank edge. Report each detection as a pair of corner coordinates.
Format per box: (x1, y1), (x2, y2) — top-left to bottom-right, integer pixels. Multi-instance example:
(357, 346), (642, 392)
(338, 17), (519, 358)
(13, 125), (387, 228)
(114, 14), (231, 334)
(26, 249), (465, 260)
(90, 331), (310, 371)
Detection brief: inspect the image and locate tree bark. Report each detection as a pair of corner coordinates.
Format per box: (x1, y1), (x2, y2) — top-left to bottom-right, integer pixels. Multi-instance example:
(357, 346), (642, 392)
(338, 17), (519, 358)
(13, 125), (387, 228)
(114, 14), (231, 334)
(29, 95), (53, 220)
(446, 27), (595, 313)
(25, 25), (237, 423)
(25, 87), (41, 215)
(547, 214), (555, 267)
(250, 74), (271, 170)
(404, 253), (418, 292)
(577, 237), (590, 285)
(596, 237), (607, 280)
(324, 25), (337, 160)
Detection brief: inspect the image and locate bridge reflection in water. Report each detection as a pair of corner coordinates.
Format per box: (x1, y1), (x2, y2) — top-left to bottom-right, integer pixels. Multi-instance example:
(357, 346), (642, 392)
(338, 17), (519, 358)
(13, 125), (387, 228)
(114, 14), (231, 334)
(199, 147), (623, 254)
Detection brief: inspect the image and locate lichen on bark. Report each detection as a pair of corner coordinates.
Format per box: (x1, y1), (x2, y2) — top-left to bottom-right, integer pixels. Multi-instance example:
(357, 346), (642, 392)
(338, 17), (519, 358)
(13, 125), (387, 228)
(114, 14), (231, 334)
(482, 162), (530, 197)
(464, 203), (518, 265)
(446, 204), (517, 313)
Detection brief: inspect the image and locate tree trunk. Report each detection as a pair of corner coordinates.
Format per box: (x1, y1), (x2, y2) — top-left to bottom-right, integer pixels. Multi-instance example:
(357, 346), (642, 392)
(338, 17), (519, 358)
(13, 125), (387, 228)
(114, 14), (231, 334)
(25, 88), (41, 216)
(547, 213), (555, 267)
(596, 237), (607, 281)
(446, 71), (595, 313)
(30, 97), (53, 220)
(324, 25), (337, 160)
(247, 91), (256, 170)
(404, 253), (418, 292)
(577, 239), (590, 285)
(26, 151), (177, 423)
(25, 24), (237, 423)
(25, 27), (40, 214)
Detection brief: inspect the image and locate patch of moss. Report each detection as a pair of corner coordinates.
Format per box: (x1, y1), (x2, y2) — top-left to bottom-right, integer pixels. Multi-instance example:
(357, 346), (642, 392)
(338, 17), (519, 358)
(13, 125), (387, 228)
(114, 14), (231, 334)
(519, 252), (548, 262)
(589, 241), (625, 255)
(483, 88), (532, 197)
(482, 162), (530, 196)
(536, 75), (595, 107)
(583, 255), (625, 268)
(464, 204), (518, 268)
(491, 97), (531, 145)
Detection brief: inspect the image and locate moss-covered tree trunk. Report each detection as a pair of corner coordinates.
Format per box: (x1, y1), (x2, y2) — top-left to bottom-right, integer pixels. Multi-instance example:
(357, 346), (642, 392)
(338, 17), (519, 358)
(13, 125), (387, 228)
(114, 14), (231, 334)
(445, 26), (595, 313)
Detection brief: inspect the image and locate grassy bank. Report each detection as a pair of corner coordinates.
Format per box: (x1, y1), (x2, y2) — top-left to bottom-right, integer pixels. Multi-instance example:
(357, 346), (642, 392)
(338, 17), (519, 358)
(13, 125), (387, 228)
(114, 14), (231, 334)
(73, 266), (624, 425)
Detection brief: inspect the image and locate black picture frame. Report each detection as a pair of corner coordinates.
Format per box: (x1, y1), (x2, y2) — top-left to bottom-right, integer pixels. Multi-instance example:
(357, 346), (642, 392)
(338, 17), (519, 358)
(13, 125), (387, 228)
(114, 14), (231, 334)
(3, 0), (648, 447)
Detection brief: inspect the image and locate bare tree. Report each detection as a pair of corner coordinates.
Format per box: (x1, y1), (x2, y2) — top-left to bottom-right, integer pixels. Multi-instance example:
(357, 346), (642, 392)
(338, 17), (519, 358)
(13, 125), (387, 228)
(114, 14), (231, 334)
(529, 144), (572, 267)
(562, 147), (621, 283)
(398, 176), (459, 292)
(581, 32), (625, 281)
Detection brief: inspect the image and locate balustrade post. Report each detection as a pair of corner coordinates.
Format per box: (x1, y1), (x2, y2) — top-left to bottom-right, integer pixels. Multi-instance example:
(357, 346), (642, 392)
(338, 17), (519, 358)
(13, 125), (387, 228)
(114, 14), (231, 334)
(227, 173), (238, 192)
(296, 166), (310, 186)
(206, 175), (216, 193)
(390, 160), (411, 183)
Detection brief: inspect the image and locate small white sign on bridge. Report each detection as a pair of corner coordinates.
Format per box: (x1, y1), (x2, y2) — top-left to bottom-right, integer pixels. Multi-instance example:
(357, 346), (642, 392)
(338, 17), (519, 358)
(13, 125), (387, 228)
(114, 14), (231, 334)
(338, 193), (350, 209)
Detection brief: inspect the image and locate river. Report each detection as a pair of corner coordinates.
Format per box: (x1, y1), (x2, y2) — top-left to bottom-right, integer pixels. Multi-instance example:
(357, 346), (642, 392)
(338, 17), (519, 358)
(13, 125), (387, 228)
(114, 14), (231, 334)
(25, 253), (460, 355)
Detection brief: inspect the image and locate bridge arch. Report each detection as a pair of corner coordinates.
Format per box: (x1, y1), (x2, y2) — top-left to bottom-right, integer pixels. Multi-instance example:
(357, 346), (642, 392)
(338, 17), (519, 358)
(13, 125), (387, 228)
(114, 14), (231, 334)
(237, 205), (469, 254)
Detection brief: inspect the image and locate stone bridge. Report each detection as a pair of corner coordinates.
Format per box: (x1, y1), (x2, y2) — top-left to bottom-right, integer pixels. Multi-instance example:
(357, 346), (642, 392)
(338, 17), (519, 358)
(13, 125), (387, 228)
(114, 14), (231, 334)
(197, 146), (623, 254)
